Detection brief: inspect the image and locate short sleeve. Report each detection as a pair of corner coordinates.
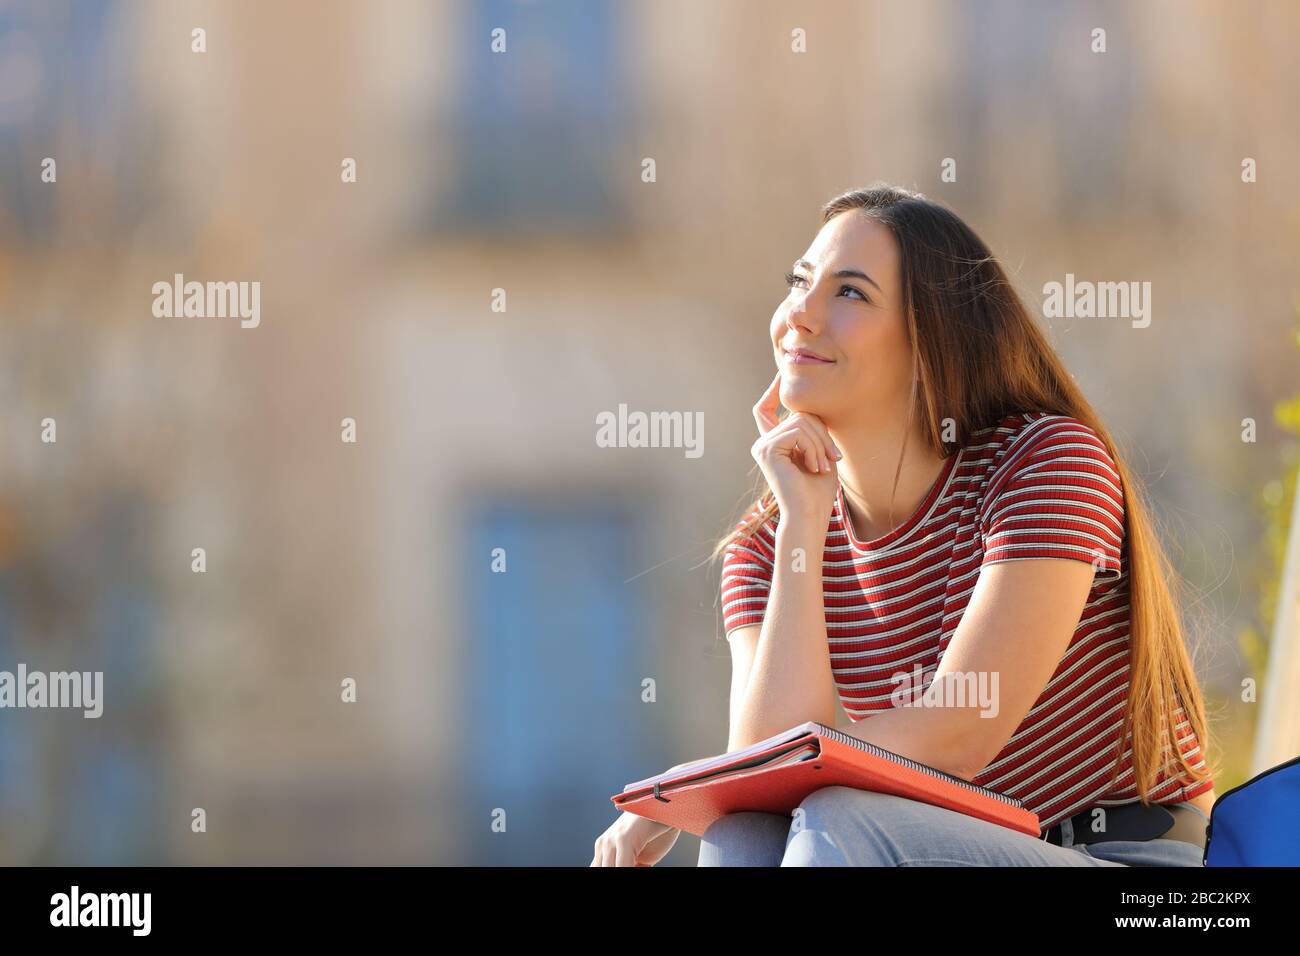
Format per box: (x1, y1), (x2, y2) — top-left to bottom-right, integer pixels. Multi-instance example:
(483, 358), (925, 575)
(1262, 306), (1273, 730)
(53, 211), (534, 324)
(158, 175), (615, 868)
(719, 504), (777, 638)
(977, 418), (1126, 583)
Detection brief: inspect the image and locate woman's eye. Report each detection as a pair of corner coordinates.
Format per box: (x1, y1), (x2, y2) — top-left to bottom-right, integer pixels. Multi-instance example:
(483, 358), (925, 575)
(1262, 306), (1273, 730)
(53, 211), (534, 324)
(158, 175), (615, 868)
(784, 272), (869, 303)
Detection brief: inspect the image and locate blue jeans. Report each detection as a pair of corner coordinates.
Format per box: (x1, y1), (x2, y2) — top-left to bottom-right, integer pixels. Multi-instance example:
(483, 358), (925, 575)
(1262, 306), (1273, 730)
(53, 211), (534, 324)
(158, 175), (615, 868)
(697, 786), (1209, 866)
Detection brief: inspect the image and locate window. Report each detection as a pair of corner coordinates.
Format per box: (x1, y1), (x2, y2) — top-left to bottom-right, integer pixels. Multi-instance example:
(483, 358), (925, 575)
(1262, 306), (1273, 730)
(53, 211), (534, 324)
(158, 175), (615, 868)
(422, 0), (631, 236)
(956, 1), (1137, 219)
(457, 493), (657, 864)
(0, 0), (154, 245)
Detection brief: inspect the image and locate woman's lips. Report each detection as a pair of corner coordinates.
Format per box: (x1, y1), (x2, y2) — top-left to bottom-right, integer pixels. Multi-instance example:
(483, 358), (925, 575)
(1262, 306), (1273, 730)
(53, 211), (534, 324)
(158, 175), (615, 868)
(784, 348), (835, 365)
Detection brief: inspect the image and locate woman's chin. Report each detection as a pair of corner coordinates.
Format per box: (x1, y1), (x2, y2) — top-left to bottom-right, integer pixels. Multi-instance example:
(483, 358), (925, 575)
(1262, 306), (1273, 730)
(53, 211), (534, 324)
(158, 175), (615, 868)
(779, 386), (829, 417)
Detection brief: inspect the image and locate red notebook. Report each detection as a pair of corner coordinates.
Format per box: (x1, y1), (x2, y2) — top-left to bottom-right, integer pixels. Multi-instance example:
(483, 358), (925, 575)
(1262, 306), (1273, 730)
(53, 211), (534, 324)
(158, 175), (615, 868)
(611, 721), (1040, 838)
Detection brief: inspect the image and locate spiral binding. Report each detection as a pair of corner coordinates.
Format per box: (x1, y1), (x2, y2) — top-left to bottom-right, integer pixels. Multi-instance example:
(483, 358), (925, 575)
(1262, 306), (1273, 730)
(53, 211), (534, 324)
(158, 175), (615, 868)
(814, 722), (1025, 809)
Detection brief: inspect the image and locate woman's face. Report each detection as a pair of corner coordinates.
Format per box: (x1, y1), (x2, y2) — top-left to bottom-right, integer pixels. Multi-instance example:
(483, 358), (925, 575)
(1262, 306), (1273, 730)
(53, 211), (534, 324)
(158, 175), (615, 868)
(770, 211), (911, 426)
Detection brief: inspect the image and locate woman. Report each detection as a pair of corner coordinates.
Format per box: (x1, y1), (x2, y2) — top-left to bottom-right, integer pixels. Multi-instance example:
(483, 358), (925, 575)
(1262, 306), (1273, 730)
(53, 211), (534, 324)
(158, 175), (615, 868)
(591, 183), (1217, 867)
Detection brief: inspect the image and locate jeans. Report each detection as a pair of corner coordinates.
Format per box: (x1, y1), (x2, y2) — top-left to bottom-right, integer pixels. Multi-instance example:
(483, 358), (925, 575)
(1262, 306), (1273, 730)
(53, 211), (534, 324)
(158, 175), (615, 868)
(697, 786), (1209, 866)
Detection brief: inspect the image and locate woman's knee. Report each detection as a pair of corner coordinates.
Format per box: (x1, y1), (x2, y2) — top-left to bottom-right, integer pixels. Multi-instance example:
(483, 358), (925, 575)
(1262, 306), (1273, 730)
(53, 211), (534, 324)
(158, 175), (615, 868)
(793, 786), (910, 835)
(785, 787), (931, 866)
(699, 811), (790, 867)
(702, 810), (780, 840)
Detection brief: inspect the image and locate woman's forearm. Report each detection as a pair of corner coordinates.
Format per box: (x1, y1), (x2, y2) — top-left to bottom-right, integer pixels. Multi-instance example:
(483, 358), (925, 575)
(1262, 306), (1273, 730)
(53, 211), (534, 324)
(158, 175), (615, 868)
(728, 517), (839, 750)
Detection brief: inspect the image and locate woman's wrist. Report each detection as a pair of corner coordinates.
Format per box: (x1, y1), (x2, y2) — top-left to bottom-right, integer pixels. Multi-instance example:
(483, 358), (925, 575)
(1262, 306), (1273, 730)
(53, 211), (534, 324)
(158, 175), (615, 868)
(774, 518), (828, 568)
(777, 509), (831, 536)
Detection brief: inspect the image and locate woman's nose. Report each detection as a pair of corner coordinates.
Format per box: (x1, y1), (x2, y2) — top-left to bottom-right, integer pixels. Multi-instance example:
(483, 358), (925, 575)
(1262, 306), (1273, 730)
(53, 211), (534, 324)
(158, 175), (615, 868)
(787, 294), (819, 330)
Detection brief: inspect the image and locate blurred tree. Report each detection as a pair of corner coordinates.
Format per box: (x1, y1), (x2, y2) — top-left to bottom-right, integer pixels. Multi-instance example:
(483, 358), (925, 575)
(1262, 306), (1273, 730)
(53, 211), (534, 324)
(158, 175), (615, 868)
(1231, 303), (1300, 783)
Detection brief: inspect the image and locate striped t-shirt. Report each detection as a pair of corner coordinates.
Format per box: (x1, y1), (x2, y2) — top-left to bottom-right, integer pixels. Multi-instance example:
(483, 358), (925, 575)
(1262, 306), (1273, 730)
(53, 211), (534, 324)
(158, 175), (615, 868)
(719, 411), (1212, 830)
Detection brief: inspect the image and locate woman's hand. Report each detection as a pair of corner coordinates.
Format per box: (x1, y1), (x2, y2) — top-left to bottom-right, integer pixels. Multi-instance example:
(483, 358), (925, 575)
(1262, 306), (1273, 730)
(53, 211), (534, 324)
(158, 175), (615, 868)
(751, 371), (842, 525)
(591, 812), (680, 867)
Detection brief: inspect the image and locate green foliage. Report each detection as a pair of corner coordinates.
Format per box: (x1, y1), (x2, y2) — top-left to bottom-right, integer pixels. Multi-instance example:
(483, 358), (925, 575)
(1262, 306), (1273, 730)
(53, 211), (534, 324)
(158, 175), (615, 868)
(1248, 355), (1300, 642)
(1228, 310), (1300, 786)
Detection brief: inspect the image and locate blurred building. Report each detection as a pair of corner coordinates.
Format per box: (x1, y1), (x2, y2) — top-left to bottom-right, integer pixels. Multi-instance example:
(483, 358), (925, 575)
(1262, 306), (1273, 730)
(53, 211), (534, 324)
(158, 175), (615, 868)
(1, 0), (1298, 864)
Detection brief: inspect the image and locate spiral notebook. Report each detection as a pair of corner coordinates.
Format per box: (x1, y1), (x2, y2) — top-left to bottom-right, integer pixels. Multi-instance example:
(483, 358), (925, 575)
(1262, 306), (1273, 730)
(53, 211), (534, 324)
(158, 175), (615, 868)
(611, 721), (1041, 838)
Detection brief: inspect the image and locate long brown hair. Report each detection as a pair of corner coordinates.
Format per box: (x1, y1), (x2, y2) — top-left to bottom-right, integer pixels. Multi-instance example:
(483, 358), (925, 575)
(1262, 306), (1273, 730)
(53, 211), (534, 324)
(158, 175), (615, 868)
(713, 182), (1216, 804)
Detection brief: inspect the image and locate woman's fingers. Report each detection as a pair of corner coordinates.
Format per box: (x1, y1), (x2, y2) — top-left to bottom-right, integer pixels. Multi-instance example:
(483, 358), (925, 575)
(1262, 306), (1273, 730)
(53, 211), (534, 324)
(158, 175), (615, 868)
(766, 417), (835, 474)
(790, 435), (823, 474)
(752, 371), (782, 434)
(795, 413), (842, 467)
(765, 420), (821, 473)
